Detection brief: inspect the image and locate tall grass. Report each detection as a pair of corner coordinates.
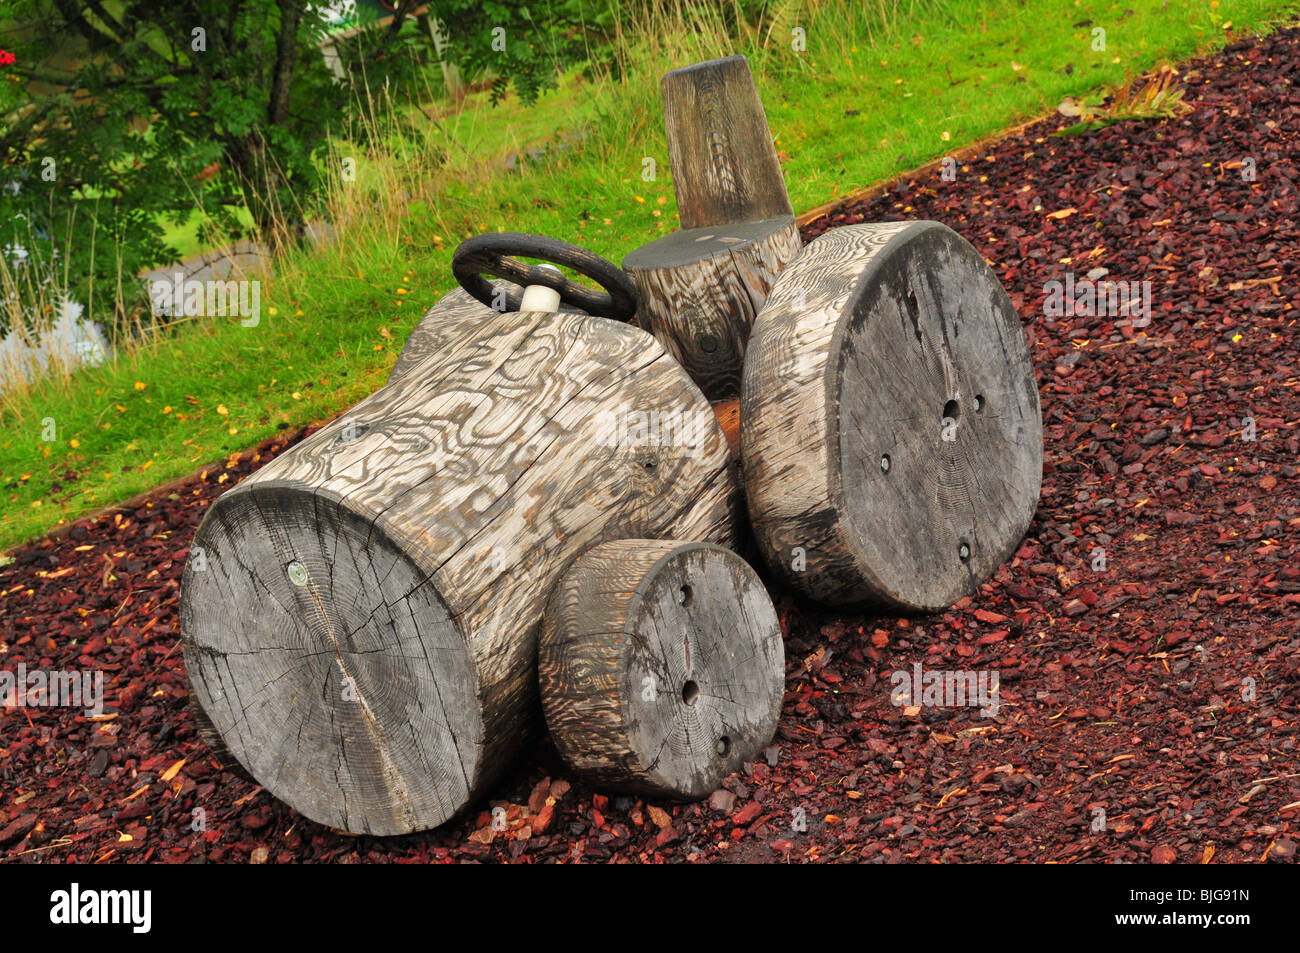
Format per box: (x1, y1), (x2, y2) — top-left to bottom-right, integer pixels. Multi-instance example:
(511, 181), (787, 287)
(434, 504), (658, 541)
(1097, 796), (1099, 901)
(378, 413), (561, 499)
(3, 0), (1295, 551)
(0, 0), (1016, 385)
(0, 166), (275, 411)
(274, 0), (948, 295)
(0, 216), (120, 413)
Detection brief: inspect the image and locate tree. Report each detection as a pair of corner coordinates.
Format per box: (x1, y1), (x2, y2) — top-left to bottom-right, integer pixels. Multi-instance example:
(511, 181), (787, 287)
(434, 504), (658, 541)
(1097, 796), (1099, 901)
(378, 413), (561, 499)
(428, 0), (619, 105)
(0, 0), (627, 331)
(0, 1), (348, 327)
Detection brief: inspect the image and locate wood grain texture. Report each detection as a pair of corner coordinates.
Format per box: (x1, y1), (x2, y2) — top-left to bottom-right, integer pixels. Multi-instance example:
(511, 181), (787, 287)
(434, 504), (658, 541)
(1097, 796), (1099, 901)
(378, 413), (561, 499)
(623, 217), (801, 401)
(538, 539), (783, 800)
(181, 311), (741, 834)
(661, 55), (793, 229)
(741, 222), (1043, 610)
(388, 282), (580, 385)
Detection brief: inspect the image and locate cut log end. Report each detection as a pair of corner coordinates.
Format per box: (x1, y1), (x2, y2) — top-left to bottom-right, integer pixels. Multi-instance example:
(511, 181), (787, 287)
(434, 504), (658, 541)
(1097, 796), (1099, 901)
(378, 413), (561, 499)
(742, 221), (1043, 611)
(624, 217), (801, 401)
(181, 487), (480, 836)
(539, 540), (784, 801)
(188, 693), (255, 783)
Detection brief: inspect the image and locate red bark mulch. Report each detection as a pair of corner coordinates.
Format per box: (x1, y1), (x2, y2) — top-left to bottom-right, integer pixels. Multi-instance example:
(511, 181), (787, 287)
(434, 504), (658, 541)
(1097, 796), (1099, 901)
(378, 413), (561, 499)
(1, 28), (1297, 864)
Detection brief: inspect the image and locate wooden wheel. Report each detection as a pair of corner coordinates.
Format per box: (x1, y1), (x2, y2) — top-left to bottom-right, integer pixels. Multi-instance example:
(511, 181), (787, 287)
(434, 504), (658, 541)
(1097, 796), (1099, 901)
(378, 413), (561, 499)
(539, 540), (784, 800)
(741, 221), (1043, 610)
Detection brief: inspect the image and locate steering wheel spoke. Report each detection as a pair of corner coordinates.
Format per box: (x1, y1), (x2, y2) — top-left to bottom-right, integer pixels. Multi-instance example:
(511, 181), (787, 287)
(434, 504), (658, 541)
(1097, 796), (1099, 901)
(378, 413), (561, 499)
(452, 233), (639, 322)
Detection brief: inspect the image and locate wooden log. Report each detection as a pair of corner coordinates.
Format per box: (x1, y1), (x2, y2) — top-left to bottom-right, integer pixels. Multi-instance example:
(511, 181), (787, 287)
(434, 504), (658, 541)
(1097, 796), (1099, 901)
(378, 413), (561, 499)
(399, 292), (745, 451)
(623, 217), (801, 401)
(180, 311), (740, 835)
(539, 539), (783, 800)
(621, 55), (801, 401)
(388, 282), (580, 385)
(660, 55), (792, 229)
(741, 221), (1043, 611)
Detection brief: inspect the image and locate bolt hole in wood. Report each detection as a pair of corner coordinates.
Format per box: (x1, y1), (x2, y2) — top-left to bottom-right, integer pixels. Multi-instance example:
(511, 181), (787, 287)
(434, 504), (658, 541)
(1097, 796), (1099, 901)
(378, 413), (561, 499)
(880, 453), (891, 474)
(678, 584), (693, 607)
(716, 736), (731, 757)
(942, 398), (960, 424)
(958, 541), (972, 563)
(681, 680), (700, 706)
(975, 394), (986, 413)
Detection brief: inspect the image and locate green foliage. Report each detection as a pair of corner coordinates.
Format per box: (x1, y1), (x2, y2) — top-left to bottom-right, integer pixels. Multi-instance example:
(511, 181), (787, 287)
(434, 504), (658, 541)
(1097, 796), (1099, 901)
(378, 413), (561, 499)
(0, 0), (636, 334)
(1054, 67), (1193, 136)
(436, 0), (621, 104)
(0, 1), (352, 331)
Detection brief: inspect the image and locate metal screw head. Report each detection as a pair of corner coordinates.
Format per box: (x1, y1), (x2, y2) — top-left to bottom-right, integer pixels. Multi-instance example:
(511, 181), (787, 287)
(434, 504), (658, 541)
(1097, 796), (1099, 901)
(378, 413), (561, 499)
(287, 561), (309, 586)
(881, 454), (891, 473)
(958, 543), (971, 562)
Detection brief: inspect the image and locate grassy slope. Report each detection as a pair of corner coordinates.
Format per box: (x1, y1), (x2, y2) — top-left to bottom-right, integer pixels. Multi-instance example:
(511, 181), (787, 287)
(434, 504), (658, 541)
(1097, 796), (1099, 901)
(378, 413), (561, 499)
(1, 0), (1293, 552)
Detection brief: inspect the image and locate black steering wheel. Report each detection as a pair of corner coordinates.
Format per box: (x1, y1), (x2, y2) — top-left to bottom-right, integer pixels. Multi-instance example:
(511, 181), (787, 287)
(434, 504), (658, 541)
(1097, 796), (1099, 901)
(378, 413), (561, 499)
(452, 232), (639, 322)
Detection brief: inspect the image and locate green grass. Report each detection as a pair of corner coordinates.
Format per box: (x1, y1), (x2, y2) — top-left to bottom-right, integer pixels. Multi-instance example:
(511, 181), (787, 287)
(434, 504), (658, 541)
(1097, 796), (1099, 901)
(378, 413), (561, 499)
(2, 0), (1295, 552)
